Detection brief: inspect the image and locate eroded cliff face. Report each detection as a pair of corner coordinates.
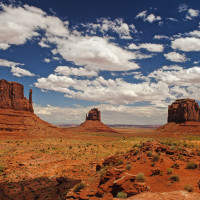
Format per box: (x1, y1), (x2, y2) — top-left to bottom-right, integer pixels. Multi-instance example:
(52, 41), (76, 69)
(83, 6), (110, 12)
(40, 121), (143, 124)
(85, 108), (101, 121)
(0, 79), (33, 112)
(168, 99), (200, 123)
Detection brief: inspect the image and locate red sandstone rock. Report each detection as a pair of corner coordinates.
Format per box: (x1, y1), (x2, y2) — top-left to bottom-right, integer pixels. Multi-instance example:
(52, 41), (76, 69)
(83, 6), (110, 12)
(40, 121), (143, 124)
(168, 99), (200, 123)
(86, 108), (101, 121)
(0, 79), (33, 112)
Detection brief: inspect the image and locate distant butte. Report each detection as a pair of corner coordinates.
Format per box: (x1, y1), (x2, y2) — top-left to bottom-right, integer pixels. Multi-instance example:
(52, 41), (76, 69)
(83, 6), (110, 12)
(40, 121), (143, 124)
(78, 108), (117, 132)
(0, 79), (69, 136)
(158, 99), (200, 134)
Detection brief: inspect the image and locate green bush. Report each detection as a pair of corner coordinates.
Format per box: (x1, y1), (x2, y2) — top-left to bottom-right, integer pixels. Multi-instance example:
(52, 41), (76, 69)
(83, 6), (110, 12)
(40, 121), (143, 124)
(116, 159), (123, 166)
(186, 162), (198, 169)
(0, 165), (4, 172)
(73, 182), (85, 192)
(169, 175), (179, 182)
(147, 151), (152, 157)
(116, 192), (127, 198)
(167, 168), (173, 174)
(152, 155), (160, 162)
(126, 164), (132, 170)
(184, 185), (193, 192)
(136, 172), (146, 182)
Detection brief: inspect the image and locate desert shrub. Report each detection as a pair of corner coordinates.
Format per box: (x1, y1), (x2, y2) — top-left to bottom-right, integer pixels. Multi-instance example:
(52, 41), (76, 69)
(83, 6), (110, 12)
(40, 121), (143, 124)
(171, 163), (179, 169)
(151, 162), (155, 167)
(197, 152), (200, 156)
(73, 182), (85, 192)
(152, 155), (160, 162)
(159, 172), (163, 176)
(136, 172), (146, 182)
(167, 168), (173, 174)
(184, 185), (193, 192)
(186, 162), (198, 169)
(116, 192), (127, 198)
(116, 159), (123, 166)
(169, 175), (179, 182)
(147, 151), (152, 157)
(126, 164), (132, 170)
(0, 165), (4, 172)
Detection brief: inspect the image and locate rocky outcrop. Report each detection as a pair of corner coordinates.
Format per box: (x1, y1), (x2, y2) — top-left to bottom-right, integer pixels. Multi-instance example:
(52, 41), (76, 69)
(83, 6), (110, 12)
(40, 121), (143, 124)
(0, 79), (33, 112)
(86, 108), (101, 121)
(168, 99), (200, 123)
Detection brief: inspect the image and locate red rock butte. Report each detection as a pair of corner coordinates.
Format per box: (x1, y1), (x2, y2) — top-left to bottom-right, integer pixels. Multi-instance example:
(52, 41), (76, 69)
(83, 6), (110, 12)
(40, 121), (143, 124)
(0, 79), (69, 136)
(159, 98), (200, 134)
(78, 108), (116, 132)
(168, 98), (200, 123)
(0, 79), (33, 112)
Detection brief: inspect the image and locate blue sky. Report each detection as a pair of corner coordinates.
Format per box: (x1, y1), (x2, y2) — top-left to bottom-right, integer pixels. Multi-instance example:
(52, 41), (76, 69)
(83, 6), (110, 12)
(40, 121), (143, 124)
(0, 0), (200, 125)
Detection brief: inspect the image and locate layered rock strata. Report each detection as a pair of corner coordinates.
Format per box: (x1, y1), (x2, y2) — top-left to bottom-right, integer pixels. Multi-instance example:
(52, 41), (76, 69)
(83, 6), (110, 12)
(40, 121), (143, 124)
(0, 79), (33, 112)
(168, 99), (200, 123)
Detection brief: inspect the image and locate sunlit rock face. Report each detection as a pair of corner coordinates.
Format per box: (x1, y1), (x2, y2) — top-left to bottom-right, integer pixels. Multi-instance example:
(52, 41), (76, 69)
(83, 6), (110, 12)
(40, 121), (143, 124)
(168, 99), (200, 123)
(0, 79), (33, 113)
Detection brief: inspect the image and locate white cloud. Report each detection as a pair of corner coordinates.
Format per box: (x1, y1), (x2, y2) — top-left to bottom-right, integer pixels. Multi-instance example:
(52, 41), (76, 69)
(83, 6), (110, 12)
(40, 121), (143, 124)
(153, 35), (170, 40)
(44, 58), (51, 63)
(55, 66), (98, 77)
(188, 30), (200, 38)
(172, 37), (200, 51)
(10, 66), (35, 77)
(164, 52), (188, 63)
(0, 43), (10, 50)
(35, 64), (200, 108)
(0, 58), (35, 77)
(34, 103), (166, 125)
(188, 9), (199, 17)
(135, 10), (147, 19)
(136, 11), (161, 23)
(166, 18), (178, 22)
(145, 14), (161, 23)
(0, 58), (23, 67)
(0, 5), (140, 72)
(48, 36), (140, 71)
(129, 43), (164, 52)
(178, 3), (188, 13)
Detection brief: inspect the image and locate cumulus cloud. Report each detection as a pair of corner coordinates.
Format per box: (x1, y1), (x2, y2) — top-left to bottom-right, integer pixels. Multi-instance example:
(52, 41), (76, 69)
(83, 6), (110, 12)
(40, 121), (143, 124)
(0, 43), (10, 50)
(188, 30), (200, 38)
(34, 103), (166, 125)
(172, 37), (200, 51)
(35, 64), (200, 108)
(55, 66), (98, 77)
(0, 4), (140, 72)
(178, 3), (188, 13)
(186, 9), (199, 20)
(10, 66), (35, 77)
(44, 58), (51, 63)
(164, 52), (188, 62)
(136, 11), (161, 23)
(129, 43), (164, 52)
(0, 58), (35, 77)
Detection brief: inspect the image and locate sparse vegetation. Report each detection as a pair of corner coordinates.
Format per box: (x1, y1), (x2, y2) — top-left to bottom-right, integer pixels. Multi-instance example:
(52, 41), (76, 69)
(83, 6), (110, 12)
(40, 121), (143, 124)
(147, 151), (152, 157)
(169, 175), (180, 182)
(126, 164), (132, 170)
(136, 172), (146, 182)
(116, 159), (123, 166)
(186, 162), (198, 169)
(184, 184), (193, 192)
(152, 155), (160, 162)
(116, 191), (127, 198)
(167, 168), (173, 174)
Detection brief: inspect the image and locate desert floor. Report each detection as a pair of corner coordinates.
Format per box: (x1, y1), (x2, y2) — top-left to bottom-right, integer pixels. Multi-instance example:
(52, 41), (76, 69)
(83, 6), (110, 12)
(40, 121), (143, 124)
(0, 127), (200, 199)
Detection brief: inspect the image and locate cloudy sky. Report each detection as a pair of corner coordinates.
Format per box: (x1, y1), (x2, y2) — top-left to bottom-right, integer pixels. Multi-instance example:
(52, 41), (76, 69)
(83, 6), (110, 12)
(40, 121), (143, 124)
(0, 0), (200, 125)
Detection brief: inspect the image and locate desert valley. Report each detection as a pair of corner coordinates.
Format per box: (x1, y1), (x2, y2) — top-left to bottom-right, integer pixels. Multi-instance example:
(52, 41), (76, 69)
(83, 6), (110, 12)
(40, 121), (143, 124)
(0, 79), (199, 200)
